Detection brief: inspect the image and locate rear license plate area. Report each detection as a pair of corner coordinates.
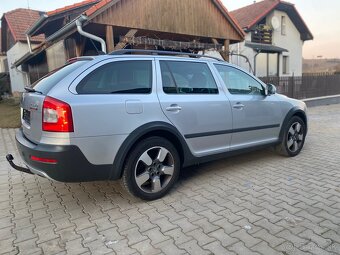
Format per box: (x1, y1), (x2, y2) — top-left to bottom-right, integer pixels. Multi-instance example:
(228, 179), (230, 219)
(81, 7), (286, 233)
(23, 109), (31, 125)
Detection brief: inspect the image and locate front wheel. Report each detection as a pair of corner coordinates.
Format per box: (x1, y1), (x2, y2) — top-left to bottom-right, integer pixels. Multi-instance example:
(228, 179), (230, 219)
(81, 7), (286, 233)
(276, 116), (306, 157)
(121, 137), (180, 200)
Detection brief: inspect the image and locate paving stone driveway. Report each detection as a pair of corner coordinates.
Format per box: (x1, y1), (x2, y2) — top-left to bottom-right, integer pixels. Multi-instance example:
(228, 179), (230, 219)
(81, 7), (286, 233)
(0, 104), (340, 255)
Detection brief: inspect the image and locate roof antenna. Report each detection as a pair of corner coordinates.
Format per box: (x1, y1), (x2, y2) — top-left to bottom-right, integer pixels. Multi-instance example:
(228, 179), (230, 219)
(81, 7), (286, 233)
(27, 0), (30, 9)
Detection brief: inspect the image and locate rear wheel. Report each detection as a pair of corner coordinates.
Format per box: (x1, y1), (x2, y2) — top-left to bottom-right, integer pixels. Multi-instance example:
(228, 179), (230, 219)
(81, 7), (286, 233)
(276, 116), (306, 157)
(121, 136), (180, 200)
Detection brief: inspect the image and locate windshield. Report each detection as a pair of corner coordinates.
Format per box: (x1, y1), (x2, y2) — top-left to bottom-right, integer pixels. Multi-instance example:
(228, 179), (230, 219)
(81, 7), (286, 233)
(32, 60), (89, 94)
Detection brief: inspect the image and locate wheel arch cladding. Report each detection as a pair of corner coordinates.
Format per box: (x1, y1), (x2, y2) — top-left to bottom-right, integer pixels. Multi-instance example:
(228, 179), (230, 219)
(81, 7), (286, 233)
(109, 121), (193, 180)
(279, 107), (308, 142)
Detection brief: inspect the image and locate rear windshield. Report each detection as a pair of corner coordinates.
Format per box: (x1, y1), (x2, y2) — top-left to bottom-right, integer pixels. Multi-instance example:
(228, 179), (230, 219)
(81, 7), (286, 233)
(32, 60), (89, 94)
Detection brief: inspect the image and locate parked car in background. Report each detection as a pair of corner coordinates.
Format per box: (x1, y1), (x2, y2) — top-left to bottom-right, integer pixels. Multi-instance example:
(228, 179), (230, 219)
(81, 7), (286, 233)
(6, 50), (307, 200)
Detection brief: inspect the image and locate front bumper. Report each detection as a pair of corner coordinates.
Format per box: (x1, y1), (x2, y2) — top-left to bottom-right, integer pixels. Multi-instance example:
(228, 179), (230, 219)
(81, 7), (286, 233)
(7, 129), (112, 182)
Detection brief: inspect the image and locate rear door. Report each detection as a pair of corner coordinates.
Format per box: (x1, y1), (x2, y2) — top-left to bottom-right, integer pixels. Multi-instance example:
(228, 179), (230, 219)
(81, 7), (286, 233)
(67, 58), (166, 139)
(213, 64), (282, 150)
(156, 59), (233, 157)
(21, 60), (89, 143)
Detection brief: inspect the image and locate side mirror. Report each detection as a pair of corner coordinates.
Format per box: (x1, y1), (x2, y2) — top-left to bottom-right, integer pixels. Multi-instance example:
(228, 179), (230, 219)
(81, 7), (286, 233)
(267, 84), (277, 95)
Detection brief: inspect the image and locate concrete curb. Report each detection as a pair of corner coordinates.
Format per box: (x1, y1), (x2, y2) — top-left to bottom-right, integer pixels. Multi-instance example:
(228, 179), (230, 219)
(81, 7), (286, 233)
(302, 94), (340, 107)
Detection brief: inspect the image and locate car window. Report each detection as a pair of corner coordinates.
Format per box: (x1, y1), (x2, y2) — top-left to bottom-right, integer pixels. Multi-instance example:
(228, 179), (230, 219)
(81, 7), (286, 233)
(33, 60), (89, 94)
(160, 61), (218, 94)
(76, 60), (152, 94)
(214, 64), (265, 95)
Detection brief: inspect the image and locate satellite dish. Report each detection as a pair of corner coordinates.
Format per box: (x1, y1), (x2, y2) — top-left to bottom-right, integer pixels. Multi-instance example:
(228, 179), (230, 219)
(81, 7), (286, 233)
(271, 16), (280, 30)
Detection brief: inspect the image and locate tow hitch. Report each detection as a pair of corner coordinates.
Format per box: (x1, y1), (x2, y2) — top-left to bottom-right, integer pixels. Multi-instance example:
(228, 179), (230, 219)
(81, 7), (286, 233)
(6, 154), (33, 174)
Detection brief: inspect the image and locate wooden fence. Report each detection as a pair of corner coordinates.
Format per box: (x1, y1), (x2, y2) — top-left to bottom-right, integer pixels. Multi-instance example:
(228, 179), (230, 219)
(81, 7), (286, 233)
(259, 73), (340, 99)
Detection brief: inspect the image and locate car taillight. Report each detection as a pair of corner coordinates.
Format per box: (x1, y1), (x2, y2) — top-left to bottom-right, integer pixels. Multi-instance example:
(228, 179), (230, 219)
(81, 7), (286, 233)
(42, 96), (74, 132)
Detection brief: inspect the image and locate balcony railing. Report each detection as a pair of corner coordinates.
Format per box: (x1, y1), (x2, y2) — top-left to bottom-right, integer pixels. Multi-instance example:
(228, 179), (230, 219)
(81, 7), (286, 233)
(251, 25), (273, 44)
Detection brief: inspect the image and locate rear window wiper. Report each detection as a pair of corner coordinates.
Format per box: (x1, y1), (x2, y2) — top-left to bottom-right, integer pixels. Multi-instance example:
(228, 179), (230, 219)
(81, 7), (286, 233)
(24, 87), (43, 94)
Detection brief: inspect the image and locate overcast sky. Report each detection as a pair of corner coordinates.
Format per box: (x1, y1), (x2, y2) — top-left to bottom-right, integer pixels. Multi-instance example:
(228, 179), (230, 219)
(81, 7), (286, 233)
(1, 0), (339, 59)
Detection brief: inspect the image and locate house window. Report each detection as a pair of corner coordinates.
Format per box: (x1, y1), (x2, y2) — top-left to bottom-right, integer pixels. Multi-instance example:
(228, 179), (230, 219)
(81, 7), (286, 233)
(283, 56), (289, 74)
(281, 16), (286, 35)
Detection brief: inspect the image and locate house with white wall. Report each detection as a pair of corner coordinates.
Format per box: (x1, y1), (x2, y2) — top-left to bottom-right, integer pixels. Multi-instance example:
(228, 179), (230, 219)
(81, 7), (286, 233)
(230, 0), (313, 77)
(1, 9), (44, 93)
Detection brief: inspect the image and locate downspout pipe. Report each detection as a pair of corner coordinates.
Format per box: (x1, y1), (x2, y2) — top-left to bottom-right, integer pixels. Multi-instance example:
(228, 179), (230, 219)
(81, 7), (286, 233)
(76, 14), (107, 54)
(26, 35), (33, 53)
(26, 14), (48, 53)
(254, 50), (261, 76)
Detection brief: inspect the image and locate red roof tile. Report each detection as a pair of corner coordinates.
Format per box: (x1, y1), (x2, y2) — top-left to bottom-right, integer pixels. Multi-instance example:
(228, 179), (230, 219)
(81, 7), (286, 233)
(230, 0), (280, 29)
(47, 0), (99, 16)
(4, 8), (45, 43)
(85, 0), (114, 17)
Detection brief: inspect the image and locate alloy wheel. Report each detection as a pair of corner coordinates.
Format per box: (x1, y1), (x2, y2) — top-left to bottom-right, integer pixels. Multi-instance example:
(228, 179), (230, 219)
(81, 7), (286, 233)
(134, 146), (175, 193)
(287, 122), (304, 153)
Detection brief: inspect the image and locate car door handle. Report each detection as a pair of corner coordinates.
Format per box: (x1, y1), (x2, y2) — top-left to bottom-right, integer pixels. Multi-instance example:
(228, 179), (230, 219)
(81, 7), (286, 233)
(166, 104), (182, 112)
(233, 103), (245, 110)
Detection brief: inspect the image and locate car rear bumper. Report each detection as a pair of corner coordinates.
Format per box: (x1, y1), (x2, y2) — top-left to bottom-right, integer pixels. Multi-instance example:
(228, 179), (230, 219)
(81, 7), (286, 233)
(11, 129), (113, 182)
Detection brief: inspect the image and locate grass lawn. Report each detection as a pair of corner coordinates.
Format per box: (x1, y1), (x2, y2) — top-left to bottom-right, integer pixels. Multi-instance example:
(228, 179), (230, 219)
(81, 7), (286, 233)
(0, 98), (21, 128)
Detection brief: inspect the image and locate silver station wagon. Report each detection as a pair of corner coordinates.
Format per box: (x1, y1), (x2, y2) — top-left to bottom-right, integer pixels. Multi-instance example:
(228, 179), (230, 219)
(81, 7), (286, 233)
(7, 50), (307, 200)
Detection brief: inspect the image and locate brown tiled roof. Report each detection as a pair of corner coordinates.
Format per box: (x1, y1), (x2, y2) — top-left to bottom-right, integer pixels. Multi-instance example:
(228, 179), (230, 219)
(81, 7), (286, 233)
(3, 8), (45, 43)
(230, 0), (280, 29)
(47, 0), (99, 16)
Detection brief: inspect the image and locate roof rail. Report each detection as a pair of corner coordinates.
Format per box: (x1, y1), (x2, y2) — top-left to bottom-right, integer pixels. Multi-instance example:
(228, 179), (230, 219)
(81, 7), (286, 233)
(109, 49), (224, 62)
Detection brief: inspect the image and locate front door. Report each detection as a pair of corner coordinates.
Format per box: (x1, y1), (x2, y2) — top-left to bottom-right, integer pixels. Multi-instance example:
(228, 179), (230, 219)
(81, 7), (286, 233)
(213, 64), (281, 150)
(156, 60), (233, 157)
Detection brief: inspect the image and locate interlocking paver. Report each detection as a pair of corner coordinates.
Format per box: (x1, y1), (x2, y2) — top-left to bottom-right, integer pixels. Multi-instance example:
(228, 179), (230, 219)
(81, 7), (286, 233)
(203, 240), (235, 255)
(236, 209), (263, 223)
(104, 238), (138, 255)
(143, 227), (170, 245)
(1, 104), (340, 254)
(213, 218), (240, 234)
(164, 227), (192, 245)
(228, 241), (261, 255)
(252, 229), (285, 248)
(251, 241), (283, 255)
(121, 227), (148, 246)
(186, 228), (215, 246)
(253, 218), (284, 235)
(178, 239), (210, 255)
(173, 216), (199, 233)
(191, 218), (218, 234)
(131, 239), (161, 255)
(84, 239), (113, 254)
(154, 239), (186, 255)
(276, 229), (309, 248)
(0, 238), (16, 254)
(208, 229), (238, 247)
(230, 229), (262, 248)
(14, 238), (42, 255)
(38, 238), (66, 254)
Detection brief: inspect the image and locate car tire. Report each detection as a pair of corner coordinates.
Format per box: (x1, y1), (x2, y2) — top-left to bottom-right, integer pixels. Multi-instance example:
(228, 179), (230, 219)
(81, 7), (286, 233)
(276, 116), (306, 157)
(121, 136), (180, 200)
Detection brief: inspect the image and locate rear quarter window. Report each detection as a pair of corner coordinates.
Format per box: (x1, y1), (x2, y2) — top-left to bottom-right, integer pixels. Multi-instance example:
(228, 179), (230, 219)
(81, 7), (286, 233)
(76, 60), (152, 94)
(33, 60), (89, 94)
